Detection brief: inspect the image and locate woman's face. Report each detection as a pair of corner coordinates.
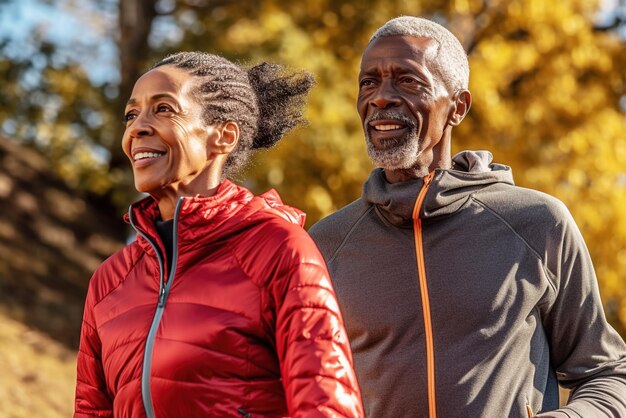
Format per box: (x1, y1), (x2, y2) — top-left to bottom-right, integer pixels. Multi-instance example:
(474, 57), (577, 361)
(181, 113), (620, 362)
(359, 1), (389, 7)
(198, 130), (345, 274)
(122, 65), (219, 196)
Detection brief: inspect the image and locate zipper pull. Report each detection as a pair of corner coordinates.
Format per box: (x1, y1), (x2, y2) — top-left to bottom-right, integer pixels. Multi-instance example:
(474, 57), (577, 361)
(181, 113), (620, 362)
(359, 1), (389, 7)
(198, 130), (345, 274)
(424, 171), (435, 186)
(158, 287), (166, 308)
(412, 171), (436, 220)
(237, 408), (251, 418)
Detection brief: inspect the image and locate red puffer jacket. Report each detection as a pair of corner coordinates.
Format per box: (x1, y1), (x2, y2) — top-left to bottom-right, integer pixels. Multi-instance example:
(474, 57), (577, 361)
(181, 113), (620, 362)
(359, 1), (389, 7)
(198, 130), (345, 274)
(74, 180), (363, 418)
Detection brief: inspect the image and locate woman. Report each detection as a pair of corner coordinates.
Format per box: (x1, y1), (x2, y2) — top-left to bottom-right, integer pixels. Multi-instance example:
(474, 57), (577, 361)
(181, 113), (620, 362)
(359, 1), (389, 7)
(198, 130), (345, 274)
(73, 52), (363, 418)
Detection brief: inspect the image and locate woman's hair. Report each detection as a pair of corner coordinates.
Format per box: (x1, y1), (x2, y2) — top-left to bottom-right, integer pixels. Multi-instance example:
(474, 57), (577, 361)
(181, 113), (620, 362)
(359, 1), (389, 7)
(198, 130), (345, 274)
(150, 52), (315, 178)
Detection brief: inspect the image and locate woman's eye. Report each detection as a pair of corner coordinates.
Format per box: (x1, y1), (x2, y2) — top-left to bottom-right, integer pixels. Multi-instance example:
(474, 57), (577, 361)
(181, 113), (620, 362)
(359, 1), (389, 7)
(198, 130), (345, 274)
(400, 77), (418, 84)
(123, 112), (137, 123)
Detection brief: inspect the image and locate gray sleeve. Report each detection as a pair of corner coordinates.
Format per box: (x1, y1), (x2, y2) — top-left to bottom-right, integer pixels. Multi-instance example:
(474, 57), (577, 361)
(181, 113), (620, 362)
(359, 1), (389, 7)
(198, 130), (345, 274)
(538, 204), (626, 417)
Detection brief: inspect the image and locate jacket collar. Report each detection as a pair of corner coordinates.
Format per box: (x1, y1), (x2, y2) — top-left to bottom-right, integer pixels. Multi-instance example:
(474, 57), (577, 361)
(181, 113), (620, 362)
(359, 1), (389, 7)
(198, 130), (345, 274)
(362, 150), (514, 227)
(125, 180), (305, 254)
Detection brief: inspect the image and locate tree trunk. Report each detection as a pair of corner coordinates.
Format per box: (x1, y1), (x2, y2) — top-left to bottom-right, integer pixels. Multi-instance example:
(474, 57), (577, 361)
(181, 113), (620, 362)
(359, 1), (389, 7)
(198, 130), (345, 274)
(110, 0), (158, 172)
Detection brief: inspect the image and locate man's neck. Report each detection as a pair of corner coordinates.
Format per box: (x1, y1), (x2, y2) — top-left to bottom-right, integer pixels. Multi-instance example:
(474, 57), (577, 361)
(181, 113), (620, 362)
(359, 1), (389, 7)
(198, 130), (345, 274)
(383, 166), (431, 183)
(383, 157), (452, 183)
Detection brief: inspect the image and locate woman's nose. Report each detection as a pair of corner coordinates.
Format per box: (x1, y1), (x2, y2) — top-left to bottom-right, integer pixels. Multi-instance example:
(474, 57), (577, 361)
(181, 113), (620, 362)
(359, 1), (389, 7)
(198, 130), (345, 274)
(127, 113), (154, 138)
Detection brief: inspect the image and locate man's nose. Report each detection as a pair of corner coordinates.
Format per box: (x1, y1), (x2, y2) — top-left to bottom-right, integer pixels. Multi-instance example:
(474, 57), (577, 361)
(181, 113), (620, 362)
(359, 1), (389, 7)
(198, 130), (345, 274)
(370, 81), (401, 109)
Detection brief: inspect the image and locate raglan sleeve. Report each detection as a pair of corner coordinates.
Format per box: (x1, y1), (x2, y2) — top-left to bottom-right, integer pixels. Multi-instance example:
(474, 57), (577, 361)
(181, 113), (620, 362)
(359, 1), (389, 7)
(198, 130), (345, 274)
(268, 225), (364, 418)
(537, 204), (626, 418)
(74, 273), (113, 418)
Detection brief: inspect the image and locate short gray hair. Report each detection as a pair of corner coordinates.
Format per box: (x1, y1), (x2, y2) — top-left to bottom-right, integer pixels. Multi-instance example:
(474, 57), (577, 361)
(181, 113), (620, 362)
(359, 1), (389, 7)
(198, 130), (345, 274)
(370, 16), (469, 92)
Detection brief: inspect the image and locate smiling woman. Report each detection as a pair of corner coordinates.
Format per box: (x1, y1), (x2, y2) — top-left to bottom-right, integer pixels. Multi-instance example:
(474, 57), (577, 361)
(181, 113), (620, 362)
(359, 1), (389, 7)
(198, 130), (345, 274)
(72, 51), (364, 418)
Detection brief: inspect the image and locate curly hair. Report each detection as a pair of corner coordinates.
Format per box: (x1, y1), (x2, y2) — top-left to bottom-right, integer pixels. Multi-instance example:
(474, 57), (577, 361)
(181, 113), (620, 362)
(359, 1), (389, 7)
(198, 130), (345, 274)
(370, 16), (469, 93)
(150, 52), (315, 178)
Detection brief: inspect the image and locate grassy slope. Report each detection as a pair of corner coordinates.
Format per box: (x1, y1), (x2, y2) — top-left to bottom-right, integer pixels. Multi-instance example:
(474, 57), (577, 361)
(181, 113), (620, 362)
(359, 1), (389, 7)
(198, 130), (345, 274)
(0, 310), (75, 417)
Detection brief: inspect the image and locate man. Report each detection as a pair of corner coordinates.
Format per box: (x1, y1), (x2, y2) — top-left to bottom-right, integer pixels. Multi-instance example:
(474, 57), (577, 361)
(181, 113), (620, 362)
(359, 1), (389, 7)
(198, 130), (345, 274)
(309, 16), (626, 418)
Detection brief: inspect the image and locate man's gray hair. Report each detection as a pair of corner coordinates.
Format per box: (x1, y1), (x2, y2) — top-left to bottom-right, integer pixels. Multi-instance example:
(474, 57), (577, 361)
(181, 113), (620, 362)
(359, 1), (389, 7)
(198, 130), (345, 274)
(370, 16), (469, 92)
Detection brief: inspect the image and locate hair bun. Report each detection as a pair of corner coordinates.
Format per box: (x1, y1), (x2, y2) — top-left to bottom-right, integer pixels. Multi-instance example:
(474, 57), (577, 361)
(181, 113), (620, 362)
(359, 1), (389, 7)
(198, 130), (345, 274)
(247, 63), (315, 149)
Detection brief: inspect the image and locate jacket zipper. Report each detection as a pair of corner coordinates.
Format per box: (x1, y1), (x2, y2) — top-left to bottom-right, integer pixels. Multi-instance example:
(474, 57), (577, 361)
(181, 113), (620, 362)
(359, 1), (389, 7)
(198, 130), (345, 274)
(237, 407), (252, 417)
(129, 197), (184, 418)
(411, 172), (436, 418)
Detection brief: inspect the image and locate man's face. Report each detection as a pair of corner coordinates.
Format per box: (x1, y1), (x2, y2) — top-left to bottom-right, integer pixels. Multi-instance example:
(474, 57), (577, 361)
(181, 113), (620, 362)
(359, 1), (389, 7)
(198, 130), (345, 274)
(357, 35), (454, 173)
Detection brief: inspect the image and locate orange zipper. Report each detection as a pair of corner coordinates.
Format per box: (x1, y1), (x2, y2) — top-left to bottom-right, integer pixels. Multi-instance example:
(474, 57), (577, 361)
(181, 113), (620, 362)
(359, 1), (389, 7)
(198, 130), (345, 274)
(412, 171), (436, 418)
(526, 403), (534, 417)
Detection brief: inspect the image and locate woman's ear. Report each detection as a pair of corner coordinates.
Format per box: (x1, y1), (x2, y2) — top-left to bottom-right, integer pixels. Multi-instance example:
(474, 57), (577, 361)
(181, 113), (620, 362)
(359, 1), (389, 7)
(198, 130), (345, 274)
(448, 90), (472, 127)
(210, 121), (240, 154)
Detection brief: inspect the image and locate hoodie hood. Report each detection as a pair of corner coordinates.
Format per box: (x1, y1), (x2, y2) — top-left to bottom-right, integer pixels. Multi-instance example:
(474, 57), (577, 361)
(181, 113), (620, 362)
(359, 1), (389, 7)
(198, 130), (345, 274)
(363, 150), (514, 227)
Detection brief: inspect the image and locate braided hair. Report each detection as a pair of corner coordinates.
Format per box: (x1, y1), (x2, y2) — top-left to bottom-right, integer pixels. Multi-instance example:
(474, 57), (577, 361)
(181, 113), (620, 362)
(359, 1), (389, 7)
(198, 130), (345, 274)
(151, 52), (315, 178)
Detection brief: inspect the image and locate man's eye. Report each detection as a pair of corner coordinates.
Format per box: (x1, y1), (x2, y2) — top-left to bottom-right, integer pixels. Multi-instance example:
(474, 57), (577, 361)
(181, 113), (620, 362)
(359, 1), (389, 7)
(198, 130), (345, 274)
(359, 79), (375, 88)
(156, 104), (172, 112)
(400, 77), (418, 84)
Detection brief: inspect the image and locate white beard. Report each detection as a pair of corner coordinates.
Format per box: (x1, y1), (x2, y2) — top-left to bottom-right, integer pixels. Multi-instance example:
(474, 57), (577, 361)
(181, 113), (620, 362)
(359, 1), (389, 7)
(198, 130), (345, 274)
(365, 131), (422, 170)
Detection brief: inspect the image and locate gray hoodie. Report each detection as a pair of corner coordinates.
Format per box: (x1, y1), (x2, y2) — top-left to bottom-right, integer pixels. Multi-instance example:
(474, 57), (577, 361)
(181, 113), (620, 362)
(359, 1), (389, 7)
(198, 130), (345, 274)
(309, 150), (626, 418)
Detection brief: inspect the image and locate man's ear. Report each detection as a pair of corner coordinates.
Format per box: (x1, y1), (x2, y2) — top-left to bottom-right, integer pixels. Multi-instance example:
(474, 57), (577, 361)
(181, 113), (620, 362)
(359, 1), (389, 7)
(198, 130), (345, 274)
(211, 121), (240, 154)
(448, 89), (472, 126)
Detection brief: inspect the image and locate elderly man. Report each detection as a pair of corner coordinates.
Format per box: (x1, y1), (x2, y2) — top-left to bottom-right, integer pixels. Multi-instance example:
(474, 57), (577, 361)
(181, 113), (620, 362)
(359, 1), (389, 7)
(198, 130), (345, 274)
(309, 16), (626, 418)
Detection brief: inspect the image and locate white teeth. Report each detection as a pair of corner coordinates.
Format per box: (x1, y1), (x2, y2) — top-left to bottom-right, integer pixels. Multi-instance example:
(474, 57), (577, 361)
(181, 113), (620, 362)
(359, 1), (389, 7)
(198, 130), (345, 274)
(134, 152), (164, 161)
(374, 124), (402, 131)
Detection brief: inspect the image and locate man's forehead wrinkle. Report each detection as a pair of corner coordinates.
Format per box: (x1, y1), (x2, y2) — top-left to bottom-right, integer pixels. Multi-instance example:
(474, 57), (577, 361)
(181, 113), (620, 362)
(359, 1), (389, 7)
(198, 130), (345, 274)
(360, 55), (434, 82)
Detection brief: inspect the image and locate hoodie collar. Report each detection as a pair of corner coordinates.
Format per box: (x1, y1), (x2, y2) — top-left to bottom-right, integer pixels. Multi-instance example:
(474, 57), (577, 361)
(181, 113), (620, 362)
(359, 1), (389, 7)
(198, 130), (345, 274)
(363, 150), (514, 227)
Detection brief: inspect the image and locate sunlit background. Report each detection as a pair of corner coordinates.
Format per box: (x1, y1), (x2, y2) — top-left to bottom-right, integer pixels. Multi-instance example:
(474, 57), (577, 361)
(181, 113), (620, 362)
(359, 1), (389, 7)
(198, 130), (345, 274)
(0, 0), (625, 416)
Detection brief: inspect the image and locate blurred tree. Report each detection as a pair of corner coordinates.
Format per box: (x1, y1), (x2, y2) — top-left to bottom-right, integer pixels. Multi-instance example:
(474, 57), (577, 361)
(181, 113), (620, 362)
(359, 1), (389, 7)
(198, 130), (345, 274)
(0, 0), (624, 335)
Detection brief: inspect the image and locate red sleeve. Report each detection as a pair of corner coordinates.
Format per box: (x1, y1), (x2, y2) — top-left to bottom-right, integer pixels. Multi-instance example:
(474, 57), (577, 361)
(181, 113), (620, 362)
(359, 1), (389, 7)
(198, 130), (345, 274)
(269, 229), (364, 418)
(74, 277), (113, 418)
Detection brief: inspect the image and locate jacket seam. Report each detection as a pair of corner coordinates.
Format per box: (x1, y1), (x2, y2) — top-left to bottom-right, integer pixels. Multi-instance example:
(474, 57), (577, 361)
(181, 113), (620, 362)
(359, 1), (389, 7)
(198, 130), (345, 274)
(290, 305), (342, 319)
(273, 261), (342, 323)
(289, 372), (356, 390)
(77, 347), (98, 359)
(149, 336), (252, 361)
(228, 232), (268, 402)
(74, 409), (112, 417)
(229, 233), (264, 289)
(292, 283), (332, 291)
(92, 247), (146, 310)
(471, 196), (558, 294)
(101, 336), (147, 361)
(81, 317), (98, 335)
(75, 376), (107, 388)
(328, 205), (375, 264)
(96, 303), (157, 331)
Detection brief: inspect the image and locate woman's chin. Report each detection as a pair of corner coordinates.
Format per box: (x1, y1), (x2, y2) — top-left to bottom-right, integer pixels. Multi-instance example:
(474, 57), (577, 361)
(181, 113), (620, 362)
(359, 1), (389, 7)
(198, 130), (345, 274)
(134, 179), (163, 196)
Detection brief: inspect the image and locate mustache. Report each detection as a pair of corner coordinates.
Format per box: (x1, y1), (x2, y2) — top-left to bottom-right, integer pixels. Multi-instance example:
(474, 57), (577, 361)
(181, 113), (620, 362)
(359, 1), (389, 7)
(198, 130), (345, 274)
(364, 110), (417, 128)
